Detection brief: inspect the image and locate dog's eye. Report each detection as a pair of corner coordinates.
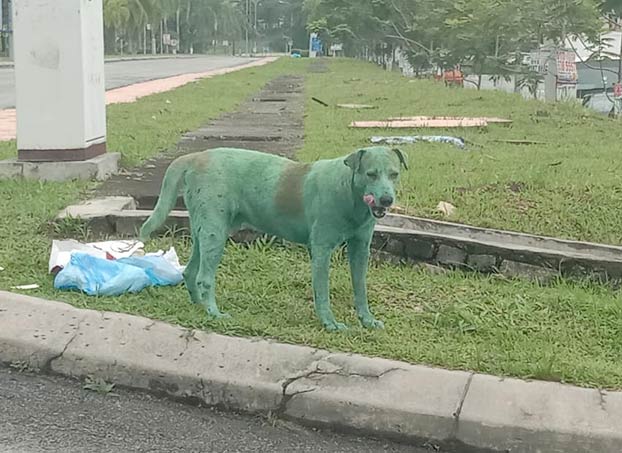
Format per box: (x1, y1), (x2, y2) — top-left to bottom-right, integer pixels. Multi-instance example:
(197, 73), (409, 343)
(366, 171), (378, 179)
(389, 172), (399, 180)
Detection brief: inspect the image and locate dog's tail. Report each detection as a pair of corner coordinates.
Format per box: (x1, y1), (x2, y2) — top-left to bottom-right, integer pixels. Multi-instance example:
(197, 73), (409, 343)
(139, 158), (187, 242)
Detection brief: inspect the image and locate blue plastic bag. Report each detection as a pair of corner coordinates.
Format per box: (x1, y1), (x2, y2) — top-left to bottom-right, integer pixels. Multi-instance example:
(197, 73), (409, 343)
(117, 255), (183, 286)
(54, 252), (183, 297)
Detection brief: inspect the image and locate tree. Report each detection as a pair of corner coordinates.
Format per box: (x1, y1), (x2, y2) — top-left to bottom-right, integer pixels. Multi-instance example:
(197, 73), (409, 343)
(305, 0), (602, 87)
(103, 0), (131, 53)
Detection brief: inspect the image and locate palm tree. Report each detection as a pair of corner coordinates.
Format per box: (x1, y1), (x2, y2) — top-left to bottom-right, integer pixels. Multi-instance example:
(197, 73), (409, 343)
(103, 0), (249, 55)
(103, 0), (131, 53)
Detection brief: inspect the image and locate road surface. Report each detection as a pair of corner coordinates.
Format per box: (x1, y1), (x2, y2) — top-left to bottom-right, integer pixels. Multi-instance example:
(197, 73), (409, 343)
(0, 56), (255, 109)
(0, 367), (440, 453)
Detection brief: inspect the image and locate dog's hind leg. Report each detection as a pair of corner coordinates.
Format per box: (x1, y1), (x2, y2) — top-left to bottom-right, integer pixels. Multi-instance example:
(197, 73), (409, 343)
(195, 222), (230, 319)
(182, 235), (201, 304)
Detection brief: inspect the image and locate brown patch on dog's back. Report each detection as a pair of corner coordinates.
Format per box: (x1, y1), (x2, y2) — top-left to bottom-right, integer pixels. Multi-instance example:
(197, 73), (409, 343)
(275, 162), (311, 216)
(192, 151), (210, 171)
(179, 150), (210, 173)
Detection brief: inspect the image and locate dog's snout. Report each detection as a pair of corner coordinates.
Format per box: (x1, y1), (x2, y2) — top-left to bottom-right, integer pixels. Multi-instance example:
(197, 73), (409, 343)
(379, 195), (394, 207)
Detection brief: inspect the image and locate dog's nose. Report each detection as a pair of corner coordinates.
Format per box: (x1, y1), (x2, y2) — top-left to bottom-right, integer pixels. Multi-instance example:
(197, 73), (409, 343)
(379, 195), (393, 207)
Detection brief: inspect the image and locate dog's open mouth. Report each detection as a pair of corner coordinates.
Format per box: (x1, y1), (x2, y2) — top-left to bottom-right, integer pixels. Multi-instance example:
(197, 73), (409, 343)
(371, 206), (387, 219)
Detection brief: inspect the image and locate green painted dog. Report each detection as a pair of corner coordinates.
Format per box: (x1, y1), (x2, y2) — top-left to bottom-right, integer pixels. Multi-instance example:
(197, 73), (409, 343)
(139, 146), (408, 331)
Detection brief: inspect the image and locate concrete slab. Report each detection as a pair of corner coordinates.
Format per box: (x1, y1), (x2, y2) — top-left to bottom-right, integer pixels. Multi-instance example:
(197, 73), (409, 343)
(0, 152), (120, 182)
(283, 353), (471, 442)
(0, 293), (85, 370)
(57, 196), (136, 219)
(457, 373), (622, 452)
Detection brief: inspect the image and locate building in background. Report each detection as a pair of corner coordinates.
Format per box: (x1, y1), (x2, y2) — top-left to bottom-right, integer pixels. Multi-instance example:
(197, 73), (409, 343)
(567, 30), (622, 114)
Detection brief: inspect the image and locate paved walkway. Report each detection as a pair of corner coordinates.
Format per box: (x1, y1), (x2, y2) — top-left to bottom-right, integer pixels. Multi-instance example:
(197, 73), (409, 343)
(0, 57), (277, 142)
(97, 73), (304, 209)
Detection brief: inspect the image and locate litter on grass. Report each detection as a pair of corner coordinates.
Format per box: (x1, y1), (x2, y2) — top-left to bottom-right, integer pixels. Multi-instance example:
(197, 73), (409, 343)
(50, 239), (185, 297)
(337, 103), (376, 109)
(437, 201), (456, 217)
(388, 116), (512, 125)
(370, 135), (466, 149)
(49, 239), (145, 274)
(12, 284), (40, 290)
(351, 116), (511, 129)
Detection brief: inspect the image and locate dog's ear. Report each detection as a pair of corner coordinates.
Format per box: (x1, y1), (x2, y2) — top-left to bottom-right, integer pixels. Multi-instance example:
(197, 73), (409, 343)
(344, 149), (366, 172)
(392, 148), (409, 170)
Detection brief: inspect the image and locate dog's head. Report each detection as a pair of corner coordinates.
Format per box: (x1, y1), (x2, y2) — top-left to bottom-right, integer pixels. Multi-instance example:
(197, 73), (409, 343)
(344, 146), (408, 219)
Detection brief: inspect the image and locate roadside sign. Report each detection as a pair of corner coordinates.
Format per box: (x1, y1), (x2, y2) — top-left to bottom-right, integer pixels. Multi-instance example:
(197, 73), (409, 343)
(556, 50), (577, 85)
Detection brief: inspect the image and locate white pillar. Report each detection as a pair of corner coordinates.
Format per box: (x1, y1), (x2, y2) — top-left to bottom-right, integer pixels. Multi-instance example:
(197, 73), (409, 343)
(543, 42), (558, 103)
(13, 0), (106, 162)
(309, 32), (317, 58)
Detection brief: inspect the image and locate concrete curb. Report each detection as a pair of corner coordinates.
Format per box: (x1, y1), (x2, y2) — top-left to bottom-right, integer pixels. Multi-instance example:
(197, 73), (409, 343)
(57, 196), (622, 285)
(1, 291), (621, 452)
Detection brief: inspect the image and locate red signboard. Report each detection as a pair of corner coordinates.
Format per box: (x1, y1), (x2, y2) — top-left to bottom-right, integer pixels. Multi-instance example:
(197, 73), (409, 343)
(556, 50), (577, 85)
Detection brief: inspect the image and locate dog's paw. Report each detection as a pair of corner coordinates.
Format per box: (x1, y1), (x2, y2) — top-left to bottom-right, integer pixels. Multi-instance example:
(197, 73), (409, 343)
(360, 317), (385, 329)
(323, 320), (348, 332)
(208, 311), (232, 320)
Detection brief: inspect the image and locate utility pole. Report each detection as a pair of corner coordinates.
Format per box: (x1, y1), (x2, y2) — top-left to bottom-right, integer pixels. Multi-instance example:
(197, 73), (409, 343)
(0, 0), (3, 56)
(543, 40), (557, 103)
(253, 0), (258, 55)
(245, 0), (249, 56)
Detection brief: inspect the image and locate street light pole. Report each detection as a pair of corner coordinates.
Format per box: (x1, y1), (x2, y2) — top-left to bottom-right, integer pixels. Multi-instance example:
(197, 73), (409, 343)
(253, 0), (258, 54)
(245, 0), (249, 56)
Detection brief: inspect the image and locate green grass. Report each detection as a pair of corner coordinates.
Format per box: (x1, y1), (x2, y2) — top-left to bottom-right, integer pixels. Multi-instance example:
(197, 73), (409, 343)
(3, 57), (622, 389)
(300, 59), (622, 245)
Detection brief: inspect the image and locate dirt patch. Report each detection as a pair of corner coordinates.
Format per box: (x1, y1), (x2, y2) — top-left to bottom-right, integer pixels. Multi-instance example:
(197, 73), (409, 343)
(307, 59), (329, 73)
(97, 75), (305, 210)
(454, 181), (526, 195)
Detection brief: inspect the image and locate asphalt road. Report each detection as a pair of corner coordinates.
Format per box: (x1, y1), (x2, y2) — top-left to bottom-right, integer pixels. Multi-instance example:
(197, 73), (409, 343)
(0, 367), (439, 453)
(0, 55), (255, 109)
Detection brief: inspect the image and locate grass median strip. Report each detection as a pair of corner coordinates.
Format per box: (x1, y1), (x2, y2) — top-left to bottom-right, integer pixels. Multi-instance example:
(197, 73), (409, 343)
(300, 59), (622, 245)
(2, 57), (622, 389)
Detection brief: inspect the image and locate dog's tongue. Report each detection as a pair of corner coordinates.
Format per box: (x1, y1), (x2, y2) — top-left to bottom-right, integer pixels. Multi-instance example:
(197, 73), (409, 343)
(363, 194), (375, 206)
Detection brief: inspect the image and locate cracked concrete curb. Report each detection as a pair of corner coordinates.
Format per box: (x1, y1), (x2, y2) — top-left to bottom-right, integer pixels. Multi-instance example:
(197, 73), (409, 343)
(1, 291), (621, 452)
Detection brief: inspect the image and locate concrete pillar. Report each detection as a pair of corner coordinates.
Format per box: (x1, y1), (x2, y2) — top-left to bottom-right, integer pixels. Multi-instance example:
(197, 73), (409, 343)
(543, 42), (558, 103)
(13, 0), (107, 162)
(309, 32), (317, 58)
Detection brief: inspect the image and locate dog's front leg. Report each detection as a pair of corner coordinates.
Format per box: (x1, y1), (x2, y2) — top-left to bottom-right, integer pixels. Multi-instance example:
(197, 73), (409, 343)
(310, 245), (347, 332)
(347, 234), (384, 329)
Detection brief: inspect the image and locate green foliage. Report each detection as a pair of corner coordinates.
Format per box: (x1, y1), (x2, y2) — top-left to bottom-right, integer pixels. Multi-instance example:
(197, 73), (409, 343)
(305, 0), (604, 78)
(103, 0), (309, 54)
